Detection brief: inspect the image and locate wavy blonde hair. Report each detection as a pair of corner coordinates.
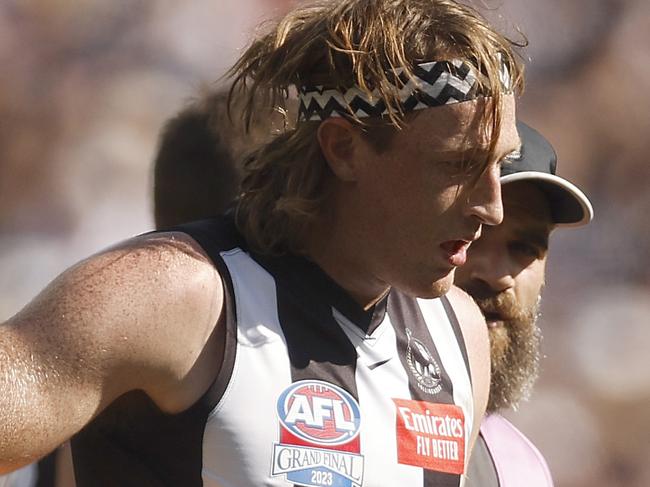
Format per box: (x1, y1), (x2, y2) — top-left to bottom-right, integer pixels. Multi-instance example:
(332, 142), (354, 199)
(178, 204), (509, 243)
(228, 0), (525, 255)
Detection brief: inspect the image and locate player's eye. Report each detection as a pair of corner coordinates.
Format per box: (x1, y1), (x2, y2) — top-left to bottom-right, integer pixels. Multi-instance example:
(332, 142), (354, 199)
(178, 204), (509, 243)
(508, 241), (542, 259)
(434, 159), (471, 178)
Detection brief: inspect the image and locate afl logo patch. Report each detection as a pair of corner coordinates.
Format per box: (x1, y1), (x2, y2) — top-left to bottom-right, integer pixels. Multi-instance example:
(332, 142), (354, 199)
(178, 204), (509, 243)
(277, 380), (361, 445)
(272, 380), (365, 487)
(406, 328), (442, 395)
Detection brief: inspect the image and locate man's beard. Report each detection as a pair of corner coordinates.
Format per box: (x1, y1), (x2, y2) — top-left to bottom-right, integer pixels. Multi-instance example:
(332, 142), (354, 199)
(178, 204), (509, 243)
(470, 289), (542, 413)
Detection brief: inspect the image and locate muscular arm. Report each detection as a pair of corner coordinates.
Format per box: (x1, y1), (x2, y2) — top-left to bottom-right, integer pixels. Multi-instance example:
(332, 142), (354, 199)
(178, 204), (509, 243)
(445, 285), (490, 462)
(0, 232), (223, 473)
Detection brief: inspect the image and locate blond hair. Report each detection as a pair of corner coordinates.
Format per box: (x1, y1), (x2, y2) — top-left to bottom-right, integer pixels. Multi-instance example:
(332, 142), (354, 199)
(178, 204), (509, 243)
(229, 0), (525, 254)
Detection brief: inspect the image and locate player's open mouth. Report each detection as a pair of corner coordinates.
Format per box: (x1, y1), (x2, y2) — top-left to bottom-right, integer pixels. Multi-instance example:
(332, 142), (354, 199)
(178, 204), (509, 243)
(440, 239), (472, 266)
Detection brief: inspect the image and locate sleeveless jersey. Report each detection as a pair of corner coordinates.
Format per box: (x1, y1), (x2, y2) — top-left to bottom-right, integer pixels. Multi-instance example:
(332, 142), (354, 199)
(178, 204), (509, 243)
(465, 414), (553, 487)
(72, 217), (475, 487)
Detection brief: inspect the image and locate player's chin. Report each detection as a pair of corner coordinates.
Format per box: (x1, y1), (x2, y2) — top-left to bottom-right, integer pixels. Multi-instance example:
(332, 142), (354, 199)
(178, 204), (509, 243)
(404, 269), (455, 299)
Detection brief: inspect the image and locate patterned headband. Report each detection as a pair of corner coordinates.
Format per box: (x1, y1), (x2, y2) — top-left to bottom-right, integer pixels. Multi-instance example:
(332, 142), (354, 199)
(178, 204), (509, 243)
(297, 58), (512, 122)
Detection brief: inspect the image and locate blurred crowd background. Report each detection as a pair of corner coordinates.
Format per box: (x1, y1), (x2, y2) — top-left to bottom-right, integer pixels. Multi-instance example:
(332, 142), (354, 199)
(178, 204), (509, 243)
(1, 0), (648, 486)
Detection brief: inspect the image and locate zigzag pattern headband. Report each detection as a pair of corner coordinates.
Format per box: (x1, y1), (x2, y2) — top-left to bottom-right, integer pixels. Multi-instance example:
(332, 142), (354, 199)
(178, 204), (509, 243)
(297, 58), (512, 122)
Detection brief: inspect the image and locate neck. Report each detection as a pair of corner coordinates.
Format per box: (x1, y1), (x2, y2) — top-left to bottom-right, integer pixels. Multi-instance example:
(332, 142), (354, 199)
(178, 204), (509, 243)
(304, 214), (389, 309)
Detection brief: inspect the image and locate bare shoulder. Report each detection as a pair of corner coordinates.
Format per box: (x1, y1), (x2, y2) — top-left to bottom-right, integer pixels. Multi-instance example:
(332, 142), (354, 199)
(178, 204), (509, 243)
(444, 285), (490, 455)
(84, 230), (219, 290)
(5, 230), (224, 410)
(444, 285), (489, 370)
(0, 231), (225, 470)
(91, 231), (226, 408)
(444, 285), (487, 340)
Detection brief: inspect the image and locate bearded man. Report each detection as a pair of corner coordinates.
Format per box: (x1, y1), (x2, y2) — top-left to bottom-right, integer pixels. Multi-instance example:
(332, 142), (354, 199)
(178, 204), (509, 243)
(457, 122), (594, 486)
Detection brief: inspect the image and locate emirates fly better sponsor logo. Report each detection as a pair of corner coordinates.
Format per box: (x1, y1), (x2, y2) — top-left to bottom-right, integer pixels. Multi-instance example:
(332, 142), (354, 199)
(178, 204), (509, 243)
(272, 380), (364, 487)
(393, 398), (466, 474)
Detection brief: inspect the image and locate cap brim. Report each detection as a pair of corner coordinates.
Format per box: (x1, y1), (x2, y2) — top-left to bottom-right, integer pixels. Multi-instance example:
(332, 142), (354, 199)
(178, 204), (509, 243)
(500, 171), (594, 227)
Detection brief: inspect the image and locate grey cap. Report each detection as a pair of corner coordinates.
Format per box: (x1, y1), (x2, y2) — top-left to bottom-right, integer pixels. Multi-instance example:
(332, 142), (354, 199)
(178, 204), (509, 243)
(500, 121), (594, 227)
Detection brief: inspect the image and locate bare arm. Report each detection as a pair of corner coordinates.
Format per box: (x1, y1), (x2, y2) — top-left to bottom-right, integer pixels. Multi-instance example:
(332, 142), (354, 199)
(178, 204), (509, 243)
(445, 285), (490, 464)
(0, 232), (223, 473)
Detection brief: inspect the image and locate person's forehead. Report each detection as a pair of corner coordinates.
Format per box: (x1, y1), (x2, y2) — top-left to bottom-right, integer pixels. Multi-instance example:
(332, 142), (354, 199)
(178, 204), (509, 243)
(401, 93), (519, 155)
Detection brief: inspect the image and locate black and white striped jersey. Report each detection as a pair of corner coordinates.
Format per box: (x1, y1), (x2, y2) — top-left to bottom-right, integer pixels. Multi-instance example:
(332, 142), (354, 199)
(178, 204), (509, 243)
(72, 217), (474, 487)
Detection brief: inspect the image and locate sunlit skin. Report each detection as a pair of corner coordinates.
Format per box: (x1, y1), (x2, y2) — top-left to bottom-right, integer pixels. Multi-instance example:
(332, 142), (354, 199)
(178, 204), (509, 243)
(310, 94), (520, 306)
(455, 181), (554, 410)
(0, 96), (516, 475)
(456, 181), (552, 323)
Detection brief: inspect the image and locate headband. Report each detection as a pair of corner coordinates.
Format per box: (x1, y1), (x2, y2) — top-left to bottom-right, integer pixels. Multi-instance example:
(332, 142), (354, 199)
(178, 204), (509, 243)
(297, 58), (512, 122)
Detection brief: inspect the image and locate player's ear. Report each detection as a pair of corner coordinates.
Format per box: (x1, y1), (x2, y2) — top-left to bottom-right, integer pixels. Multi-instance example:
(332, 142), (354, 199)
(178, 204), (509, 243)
(317, 118), (360, 182)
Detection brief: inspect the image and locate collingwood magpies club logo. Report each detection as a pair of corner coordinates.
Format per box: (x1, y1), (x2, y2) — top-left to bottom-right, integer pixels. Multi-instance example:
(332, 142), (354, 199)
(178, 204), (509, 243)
(405, 328), (442, 395)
